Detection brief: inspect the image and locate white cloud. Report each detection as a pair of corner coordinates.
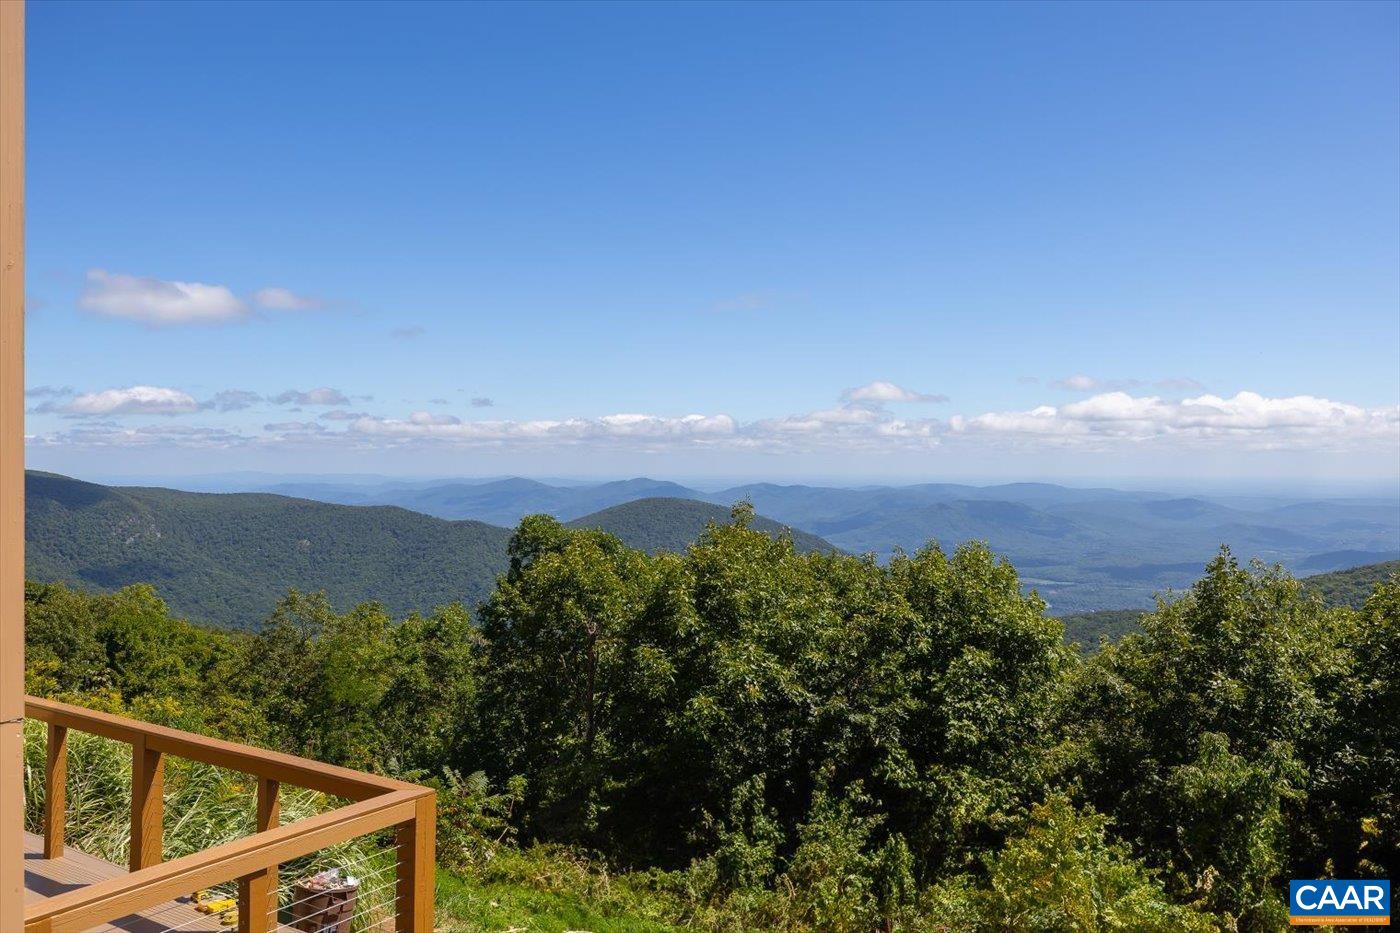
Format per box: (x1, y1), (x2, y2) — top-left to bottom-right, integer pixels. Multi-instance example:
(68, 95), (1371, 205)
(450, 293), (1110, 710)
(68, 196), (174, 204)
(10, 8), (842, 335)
(470, 397), (494, 408)
(409, 411), (461, 426)
(27, 423), (246, 448)
(62, 386), (200, 416)
(1052, 374), (1100, 392)
(349, 412), (737, 443)
(753, 405), (890, 436)
(1051, 373), (1149, 392)
(201, 389), (262, 412)
(272, 387), (351, 406)
(841, 381), (947, 404)
(263, 421), (326, 434)
(1157, 377), (1207, 392)
(252, 287), (323, 311)
(80, 270), (248, 325)
(319, 409), (369, 421)
(25, 385), (72, 398)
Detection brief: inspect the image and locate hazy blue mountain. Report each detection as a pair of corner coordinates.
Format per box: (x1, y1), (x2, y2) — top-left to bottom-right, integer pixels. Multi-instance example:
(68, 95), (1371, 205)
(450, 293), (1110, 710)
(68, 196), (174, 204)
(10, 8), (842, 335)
(263, 476), (705, 526)
(1297, 549), (1400, 572)
(567, 498), (837, 555)
(51, 471), (1399, 615)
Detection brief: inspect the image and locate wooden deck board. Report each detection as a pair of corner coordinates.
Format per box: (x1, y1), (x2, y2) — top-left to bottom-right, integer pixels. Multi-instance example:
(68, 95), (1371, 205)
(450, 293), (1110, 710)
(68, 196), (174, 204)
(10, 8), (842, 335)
(23, 832), (226, 932)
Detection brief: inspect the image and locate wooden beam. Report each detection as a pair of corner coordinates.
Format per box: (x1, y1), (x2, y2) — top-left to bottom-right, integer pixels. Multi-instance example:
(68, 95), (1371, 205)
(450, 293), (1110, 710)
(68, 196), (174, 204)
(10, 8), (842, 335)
(43, 724), (66, 858)
(26, 695), (411, 799)
(396, 793), (436, 932)
(129, 735), (164, 872)
(0, 2), (25, 930)
(238, 777), (280, 933)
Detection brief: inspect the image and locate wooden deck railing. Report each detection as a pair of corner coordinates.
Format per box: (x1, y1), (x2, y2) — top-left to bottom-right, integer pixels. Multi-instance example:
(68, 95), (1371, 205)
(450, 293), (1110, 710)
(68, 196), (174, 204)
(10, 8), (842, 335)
(23, 696), (436, 933)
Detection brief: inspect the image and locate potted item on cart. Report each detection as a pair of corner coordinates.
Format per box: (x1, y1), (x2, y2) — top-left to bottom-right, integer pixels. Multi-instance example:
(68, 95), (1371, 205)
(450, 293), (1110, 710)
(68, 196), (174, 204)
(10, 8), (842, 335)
(291, 868), (360, 933)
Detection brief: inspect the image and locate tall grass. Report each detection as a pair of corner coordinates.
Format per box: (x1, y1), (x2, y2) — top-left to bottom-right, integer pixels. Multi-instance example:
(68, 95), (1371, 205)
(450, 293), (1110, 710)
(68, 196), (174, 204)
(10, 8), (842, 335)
(21, 719), (399, 931)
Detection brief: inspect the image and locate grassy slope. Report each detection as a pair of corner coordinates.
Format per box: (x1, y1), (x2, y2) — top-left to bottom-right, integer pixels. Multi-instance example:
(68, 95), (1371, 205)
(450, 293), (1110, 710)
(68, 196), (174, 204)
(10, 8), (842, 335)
(568, 497), (838, 555)
(436, 870), (674, 933)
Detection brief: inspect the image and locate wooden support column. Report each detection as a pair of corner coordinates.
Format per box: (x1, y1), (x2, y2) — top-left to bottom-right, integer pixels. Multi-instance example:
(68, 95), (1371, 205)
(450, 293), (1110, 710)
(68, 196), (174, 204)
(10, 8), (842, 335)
(129, 735), (164, 871)
(395, 794), (435, 932)
(238, 776), (280, 933)
(43, 723), (67, 858)
(0, 2), (25, 930)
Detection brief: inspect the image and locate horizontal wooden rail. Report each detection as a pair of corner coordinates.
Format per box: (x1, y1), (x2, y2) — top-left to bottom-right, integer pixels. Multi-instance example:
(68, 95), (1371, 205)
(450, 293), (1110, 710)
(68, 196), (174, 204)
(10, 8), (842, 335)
(25, 788), (424, 933)
(22, 695), (436, 932)
(25, 696), (413, 800)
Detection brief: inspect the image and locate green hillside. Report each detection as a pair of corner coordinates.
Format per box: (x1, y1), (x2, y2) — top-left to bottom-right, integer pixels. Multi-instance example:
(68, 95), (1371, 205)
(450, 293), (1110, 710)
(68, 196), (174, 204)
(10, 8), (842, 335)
(1302, 559), (1400, 609)
(567, 497), (837, 555)
(25, 474), (836, 630)
(1061, 559), (1400, 648)
(25, 471), (512, 629)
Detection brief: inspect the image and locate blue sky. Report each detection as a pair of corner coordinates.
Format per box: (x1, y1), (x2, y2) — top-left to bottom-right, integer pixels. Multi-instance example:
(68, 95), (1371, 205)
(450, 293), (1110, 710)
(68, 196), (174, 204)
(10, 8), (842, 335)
(23, 0), (1400, 486)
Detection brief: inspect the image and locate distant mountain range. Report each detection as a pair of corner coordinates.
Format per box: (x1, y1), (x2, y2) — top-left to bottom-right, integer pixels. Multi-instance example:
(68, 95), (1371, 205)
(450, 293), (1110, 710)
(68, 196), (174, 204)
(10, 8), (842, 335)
(246, 474), (1400, 613)
(25, 470), (1400, 625)
(258, 476), (703, 527)
(31, 466), (1395, 641)
(24, 472), (832, 628)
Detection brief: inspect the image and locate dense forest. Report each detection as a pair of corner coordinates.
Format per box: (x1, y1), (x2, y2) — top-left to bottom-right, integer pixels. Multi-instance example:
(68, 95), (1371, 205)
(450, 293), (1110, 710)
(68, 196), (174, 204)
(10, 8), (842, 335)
(1302, 560), (1400, 609)
(22, 506), (1399, 930)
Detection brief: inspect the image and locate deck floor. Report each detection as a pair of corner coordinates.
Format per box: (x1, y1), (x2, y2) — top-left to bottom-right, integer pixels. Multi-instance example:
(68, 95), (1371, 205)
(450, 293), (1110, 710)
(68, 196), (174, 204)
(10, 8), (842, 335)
(23, 832), (226, 933)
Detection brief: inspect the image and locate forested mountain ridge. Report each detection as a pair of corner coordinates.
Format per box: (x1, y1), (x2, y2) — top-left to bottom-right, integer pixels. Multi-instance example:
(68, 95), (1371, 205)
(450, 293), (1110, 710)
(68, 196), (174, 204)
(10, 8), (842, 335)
(25, 471), (513, 628)
(1302, 559), (1400, 609)
(25, 472), (835, 628)
(1060, 559), (1400, 647)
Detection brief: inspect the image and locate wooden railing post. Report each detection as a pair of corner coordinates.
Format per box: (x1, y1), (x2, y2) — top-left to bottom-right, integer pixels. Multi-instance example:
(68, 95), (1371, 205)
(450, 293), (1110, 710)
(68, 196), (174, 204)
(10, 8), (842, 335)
(43, 723), (67, 858)
(130, 734), (164, 871)
(0, 3), (25, 929)
(395, 793), (435, 932)
(238, 776), (280, 933)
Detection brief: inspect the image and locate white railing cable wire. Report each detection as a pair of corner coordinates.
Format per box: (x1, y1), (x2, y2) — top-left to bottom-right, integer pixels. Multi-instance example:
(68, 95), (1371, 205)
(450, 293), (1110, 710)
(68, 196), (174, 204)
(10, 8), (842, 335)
(150, 845), (403, 933)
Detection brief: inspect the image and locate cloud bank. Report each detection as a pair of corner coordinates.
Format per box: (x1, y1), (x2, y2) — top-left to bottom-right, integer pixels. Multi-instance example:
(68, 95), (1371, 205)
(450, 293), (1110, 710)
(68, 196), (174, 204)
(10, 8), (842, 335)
(25, 384), (1398, 461)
